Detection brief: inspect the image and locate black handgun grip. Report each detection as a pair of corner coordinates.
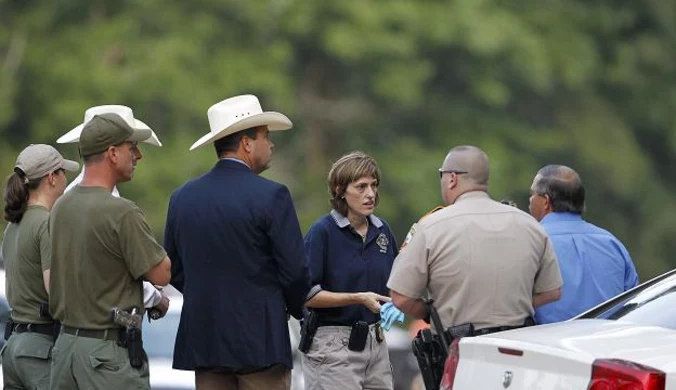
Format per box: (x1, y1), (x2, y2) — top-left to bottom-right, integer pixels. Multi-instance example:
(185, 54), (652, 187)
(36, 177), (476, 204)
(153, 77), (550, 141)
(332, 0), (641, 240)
(298, 310), (319, 353)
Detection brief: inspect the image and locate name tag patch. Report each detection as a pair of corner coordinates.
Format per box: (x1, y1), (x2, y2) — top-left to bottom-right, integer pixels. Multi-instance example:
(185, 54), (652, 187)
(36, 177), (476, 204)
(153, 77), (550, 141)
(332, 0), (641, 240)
(376, 233), (389, 253)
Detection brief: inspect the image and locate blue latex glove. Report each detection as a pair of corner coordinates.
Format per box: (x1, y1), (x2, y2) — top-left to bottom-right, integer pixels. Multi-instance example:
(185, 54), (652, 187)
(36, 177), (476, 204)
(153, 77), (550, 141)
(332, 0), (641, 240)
(380, 302), (405, 331)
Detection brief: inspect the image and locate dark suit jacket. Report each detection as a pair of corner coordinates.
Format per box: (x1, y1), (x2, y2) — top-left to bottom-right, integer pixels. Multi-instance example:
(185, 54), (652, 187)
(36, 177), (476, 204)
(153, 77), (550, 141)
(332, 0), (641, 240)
(164, 159), (310, 370)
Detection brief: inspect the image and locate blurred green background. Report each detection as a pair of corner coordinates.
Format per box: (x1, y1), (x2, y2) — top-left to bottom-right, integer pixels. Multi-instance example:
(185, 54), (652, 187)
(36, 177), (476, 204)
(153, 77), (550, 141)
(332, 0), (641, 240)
(2, 0), (675, 280)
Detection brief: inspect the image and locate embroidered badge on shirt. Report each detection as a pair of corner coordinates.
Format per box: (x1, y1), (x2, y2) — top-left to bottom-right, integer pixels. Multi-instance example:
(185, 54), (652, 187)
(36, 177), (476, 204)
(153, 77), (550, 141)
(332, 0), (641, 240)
(376, 233), (389, 253)
(400, 206), (445, 251)
(400, 223), (418, 250)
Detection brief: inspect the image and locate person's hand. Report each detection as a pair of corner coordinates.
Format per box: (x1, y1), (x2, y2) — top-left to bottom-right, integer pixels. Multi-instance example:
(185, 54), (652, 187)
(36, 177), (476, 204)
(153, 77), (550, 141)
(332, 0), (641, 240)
(149, 290), (170, 320)
(380, 302), (404, 331)
(356, 292), (391, 313)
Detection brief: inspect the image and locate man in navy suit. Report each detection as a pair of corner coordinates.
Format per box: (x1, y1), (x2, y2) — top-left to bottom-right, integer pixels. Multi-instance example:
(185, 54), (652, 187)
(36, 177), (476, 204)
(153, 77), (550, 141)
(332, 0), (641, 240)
(164, 95), (311, 390)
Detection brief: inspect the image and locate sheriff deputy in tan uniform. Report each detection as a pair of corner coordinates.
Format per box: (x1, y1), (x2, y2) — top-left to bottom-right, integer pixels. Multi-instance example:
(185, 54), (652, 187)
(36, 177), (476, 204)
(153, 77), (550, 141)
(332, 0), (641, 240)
(388, 145), (563, 332)
(49, 113), (171, 390)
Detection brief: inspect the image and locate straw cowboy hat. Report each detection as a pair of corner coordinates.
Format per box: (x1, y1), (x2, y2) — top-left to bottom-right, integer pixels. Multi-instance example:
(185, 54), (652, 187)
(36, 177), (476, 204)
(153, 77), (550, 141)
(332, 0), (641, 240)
(189, 94), (292, 151)
(57, 105), (162, 147)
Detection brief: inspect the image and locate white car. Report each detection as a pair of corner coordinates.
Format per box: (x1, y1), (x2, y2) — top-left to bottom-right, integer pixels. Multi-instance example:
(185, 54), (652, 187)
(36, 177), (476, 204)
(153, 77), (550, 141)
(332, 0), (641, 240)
(443, 269), (676, 390)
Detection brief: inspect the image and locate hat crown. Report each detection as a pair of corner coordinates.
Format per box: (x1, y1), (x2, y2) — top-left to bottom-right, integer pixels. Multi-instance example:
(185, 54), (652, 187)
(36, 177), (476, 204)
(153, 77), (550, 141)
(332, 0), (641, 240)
(15, 144), (64, 180)
(79, 113), (144, 157)
(84, 105), (136, 127)
(207, 95), (264, 135)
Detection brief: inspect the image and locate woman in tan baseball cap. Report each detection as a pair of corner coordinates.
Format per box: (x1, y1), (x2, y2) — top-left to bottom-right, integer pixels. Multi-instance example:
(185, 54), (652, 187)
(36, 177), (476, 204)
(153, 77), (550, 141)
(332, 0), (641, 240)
(1, 144), (78, 389)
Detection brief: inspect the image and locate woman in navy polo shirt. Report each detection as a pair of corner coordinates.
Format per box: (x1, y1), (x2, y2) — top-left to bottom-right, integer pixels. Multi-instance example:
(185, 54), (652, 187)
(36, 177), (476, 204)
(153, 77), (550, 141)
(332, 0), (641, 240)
(301, 151), (398, 390)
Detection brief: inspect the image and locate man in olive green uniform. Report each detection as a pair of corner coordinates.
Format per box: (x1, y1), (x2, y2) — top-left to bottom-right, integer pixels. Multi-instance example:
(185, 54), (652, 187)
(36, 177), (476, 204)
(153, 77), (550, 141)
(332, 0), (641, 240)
(2, 145), (79, 390)
(49, 113), (171, 390)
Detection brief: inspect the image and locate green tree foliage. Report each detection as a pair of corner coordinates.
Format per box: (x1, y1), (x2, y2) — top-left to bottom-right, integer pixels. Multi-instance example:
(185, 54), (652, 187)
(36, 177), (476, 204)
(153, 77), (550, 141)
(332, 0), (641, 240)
(2, 0), (675, 279)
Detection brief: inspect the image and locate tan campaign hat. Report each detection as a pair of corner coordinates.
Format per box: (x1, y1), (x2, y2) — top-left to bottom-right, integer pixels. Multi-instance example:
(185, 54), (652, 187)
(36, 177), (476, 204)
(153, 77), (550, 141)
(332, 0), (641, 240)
(79, 113), (152, 157)
(15, 144), (80, 181)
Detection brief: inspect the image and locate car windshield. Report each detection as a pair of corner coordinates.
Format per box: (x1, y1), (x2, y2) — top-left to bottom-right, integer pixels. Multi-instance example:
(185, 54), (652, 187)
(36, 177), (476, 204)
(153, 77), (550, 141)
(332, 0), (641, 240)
(143, 310), (180, 358)
(578, 270), (676, 330)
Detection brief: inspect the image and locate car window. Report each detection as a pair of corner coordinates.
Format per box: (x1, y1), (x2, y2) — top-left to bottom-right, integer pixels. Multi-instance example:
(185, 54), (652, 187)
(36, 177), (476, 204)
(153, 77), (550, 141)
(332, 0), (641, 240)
(583, 272), (676, 330)
(143, 311), (180, 358)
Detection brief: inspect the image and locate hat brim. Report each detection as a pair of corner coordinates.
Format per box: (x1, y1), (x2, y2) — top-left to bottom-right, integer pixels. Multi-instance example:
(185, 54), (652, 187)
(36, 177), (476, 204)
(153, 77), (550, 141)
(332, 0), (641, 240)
(128, 128), (153, 143)
(189, 112), (291, 151)
(60, 159), (80, 172)
(58, 119), (162, 147)
(135, 119), (162, 147)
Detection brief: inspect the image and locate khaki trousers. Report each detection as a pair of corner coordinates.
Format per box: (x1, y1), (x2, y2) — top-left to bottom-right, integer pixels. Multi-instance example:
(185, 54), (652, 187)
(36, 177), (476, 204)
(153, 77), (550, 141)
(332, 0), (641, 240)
(301, 325), (393, 390)
(195, 364), (291, 390)
(50, 333), (149, 390)
(1, 332), (53, 390)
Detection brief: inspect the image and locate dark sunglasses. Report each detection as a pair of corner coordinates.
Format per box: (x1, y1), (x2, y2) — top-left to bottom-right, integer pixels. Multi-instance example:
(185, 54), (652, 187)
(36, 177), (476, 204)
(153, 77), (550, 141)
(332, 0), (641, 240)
(438, 169), (468, 179)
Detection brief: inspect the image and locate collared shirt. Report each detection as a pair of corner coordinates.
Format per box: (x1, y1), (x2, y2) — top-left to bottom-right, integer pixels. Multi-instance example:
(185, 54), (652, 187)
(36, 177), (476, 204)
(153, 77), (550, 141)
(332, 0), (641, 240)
(535, 212), (639, 324)
(305, 210), (398, 326)
(388, 191), (562, 330)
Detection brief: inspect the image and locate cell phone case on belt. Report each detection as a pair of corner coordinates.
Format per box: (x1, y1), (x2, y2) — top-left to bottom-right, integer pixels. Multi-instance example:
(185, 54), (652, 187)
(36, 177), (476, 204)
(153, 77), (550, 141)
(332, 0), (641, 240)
(348, 321), (369, 352)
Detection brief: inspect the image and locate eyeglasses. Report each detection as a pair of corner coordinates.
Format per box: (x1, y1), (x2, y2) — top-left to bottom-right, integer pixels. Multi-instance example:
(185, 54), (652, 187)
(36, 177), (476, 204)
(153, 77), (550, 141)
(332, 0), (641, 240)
(438, 169), (468, 179)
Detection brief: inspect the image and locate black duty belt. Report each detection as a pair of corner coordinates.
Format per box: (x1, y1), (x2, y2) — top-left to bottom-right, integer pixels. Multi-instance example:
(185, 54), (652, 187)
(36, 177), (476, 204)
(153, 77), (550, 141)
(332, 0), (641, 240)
(61, 326), (122, 342)
(317, 320), (380, 327)
(474, 324), (527, 336)
(13, 322), (55, 337)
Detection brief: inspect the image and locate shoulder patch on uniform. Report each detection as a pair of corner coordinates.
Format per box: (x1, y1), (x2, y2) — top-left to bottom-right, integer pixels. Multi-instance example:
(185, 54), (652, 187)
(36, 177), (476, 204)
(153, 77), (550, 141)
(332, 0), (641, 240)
(400, 205), (445, 250)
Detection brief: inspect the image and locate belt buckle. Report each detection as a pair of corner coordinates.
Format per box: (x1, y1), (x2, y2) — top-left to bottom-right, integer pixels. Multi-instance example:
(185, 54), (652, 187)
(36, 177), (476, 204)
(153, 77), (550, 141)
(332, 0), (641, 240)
(375, 323), (384, 343)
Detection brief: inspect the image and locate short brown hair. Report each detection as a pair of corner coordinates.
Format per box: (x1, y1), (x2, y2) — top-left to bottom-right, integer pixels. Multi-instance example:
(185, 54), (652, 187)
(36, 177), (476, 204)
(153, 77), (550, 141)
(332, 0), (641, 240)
(328, 151), (381, 216)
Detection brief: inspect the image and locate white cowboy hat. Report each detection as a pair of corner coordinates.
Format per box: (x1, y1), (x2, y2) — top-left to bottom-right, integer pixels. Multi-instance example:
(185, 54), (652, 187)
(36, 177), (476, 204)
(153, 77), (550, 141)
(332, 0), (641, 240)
(57, 105), (162, 147)
(189, 94), (292, 151)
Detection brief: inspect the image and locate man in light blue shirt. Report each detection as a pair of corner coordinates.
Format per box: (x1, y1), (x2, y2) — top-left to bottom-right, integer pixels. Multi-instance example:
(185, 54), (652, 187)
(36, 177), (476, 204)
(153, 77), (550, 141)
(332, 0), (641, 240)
(529, 165), (639, 324)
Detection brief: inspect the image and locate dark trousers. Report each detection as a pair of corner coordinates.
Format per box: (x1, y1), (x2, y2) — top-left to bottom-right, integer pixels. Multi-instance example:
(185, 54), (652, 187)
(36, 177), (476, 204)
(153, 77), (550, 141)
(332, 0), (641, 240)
(195, 364), (291, 390)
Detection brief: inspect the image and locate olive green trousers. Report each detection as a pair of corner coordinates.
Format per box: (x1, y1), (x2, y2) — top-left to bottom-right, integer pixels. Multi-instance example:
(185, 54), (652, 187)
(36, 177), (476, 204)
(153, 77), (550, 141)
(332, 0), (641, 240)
(50, 333), (149, 390)
(1, 332), (53, 390)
